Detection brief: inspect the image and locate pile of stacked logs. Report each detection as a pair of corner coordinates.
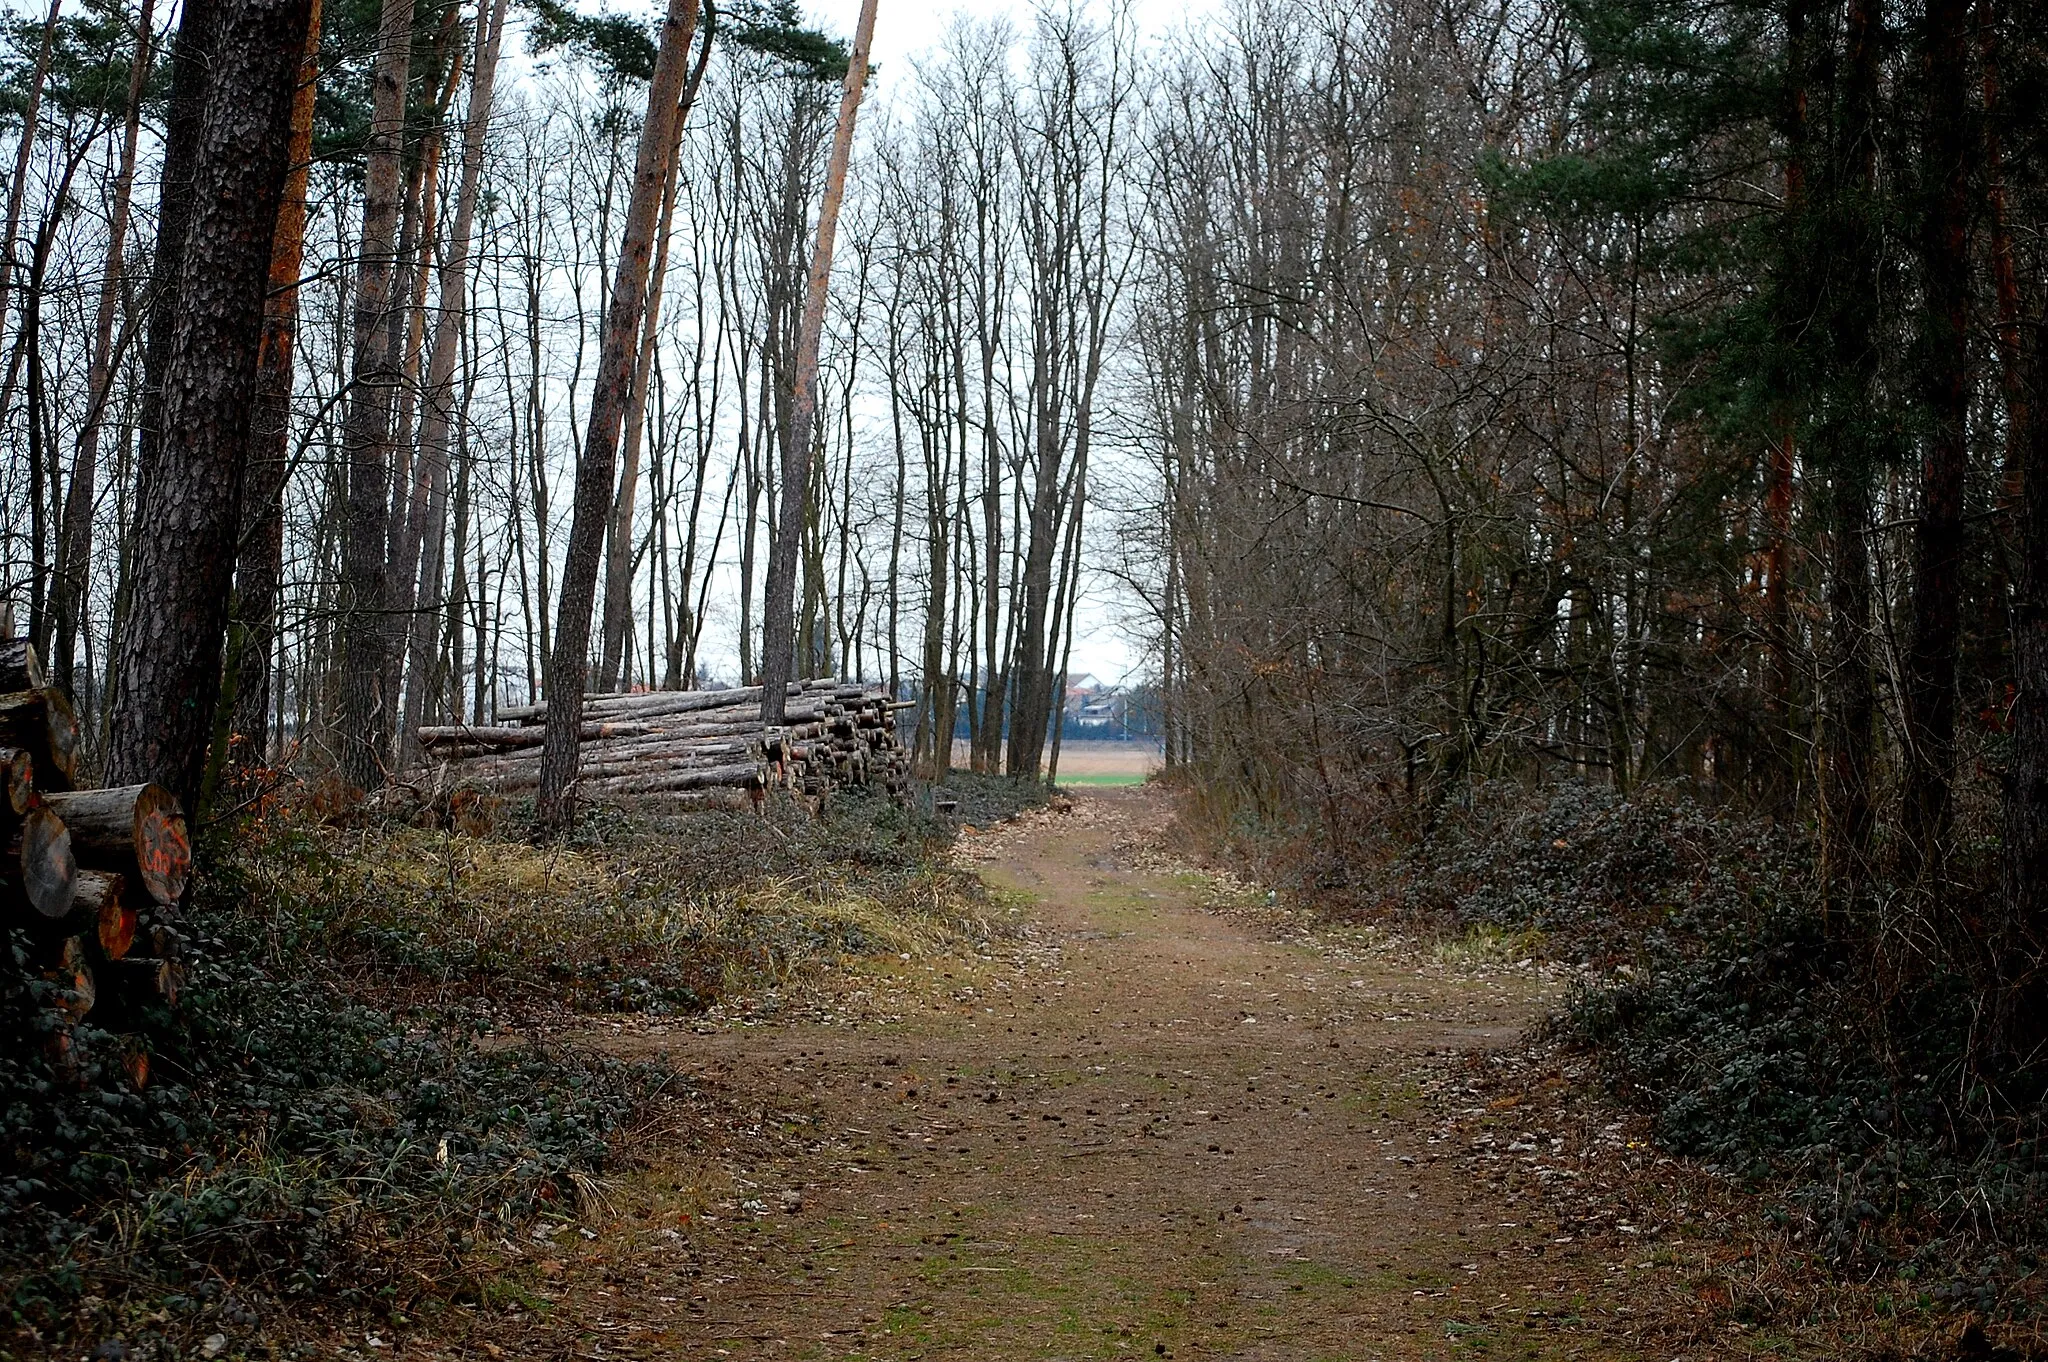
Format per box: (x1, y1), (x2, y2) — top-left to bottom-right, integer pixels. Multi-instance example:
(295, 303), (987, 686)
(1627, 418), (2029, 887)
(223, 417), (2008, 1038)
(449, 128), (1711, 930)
(2, 636), (191, 1083)
(418, 679), (912, 810)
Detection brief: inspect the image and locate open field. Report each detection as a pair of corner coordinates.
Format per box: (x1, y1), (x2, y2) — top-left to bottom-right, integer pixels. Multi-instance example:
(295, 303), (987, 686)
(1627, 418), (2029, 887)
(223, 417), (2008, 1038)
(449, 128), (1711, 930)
(950, 738), (1163, 785)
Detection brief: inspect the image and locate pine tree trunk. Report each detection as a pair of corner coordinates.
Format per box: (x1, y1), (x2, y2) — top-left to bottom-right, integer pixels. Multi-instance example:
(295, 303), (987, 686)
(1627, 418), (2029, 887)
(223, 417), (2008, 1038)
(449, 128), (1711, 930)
(127, 0), (217, 544)
(1997, 303), (2048, 1067)
(230, 0), (323, 764)
(599, 16), (716, 695)
(760, 0), (879, 726)
(533, 0), (701, 831)
(600, 128), (687, 694)
(1822, 0), (1882, 884)
(102, 0), (317, 811)
(1900, 0), (1974, 878)
(400, 0), (508, 758)
(384, 13), (466, 763)
(335, 0), (416, 791)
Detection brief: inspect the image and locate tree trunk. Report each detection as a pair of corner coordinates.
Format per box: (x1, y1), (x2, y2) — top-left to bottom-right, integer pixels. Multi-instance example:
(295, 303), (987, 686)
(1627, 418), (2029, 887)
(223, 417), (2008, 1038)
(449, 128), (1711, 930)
(1900, 0), (1974, 879)
(335, 0), (417, 792)
(1997, 301), (2048, 1067)
(601, 10), (718, 693)
(229, 0), (323, 765)
(125, 0), (219, 616)
(401, 0), (509, 758)
(600, 126), (687, 696)
(533, 0), (702, 832)
(384, 11), (465, 758)
(0, 0), (64, 387)
(102, 0), (315, 813)
(760, 0), (879, 726)
(52, 0), (154, 693)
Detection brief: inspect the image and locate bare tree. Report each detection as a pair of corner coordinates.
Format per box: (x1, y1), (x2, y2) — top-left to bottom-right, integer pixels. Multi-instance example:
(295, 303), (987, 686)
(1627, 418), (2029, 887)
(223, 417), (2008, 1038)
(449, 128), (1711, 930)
(760, 0), (878, 724)
(335, 0), (418, 790)
(534, 0), (703, 831)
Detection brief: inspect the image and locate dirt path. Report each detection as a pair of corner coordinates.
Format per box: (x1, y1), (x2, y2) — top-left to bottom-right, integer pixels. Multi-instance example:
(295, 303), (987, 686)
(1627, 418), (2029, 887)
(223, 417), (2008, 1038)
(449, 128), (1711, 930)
(464, 788), (1660, 1361)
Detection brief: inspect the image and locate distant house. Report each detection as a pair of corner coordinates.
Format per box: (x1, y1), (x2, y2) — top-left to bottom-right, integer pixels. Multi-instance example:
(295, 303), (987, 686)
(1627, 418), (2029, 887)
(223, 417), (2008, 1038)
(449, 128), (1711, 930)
(1063, 675), (1126, 733)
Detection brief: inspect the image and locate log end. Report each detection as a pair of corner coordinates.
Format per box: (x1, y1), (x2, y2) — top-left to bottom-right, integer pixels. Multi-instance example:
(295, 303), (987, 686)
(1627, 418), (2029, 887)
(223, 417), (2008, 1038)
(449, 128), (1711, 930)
(13, 806), (77, 920)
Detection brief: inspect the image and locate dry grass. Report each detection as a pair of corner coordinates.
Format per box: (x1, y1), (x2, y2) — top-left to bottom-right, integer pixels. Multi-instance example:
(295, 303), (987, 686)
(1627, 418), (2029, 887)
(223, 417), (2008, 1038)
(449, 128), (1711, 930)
(235, 794), (1005, 1021)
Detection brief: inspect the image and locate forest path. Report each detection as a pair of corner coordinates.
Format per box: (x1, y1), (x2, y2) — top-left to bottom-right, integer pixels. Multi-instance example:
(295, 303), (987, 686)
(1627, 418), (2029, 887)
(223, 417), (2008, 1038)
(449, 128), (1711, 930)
(488, 788), (1652, 1362)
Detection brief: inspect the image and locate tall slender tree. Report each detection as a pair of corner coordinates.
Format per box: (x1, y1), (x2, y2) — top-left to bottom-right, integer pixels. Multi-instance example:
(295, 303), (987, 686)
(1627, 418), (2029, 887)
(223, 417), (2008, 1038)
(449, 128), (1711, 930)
(1899, 0), (1977, 877)
(335, 0), (417, 790)
(228, 0), (324, 765)
(400, 0), (511, 748)
(760, 0), (877, 724)
(51, 0), (154, 692)
(534, 0), (702, 830)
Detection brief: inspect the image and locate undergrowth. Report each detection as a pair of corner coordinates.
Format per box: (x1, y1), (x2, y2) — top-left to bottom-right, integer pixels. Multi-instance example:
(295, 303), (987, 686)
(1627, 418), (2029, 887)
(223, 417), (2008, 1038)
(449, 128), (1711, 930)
(0, 783), (991, 1357)
(1171, 776), (2048, 1315)
(270, 788), (999, 1017)
(936, 769), (1055, 827)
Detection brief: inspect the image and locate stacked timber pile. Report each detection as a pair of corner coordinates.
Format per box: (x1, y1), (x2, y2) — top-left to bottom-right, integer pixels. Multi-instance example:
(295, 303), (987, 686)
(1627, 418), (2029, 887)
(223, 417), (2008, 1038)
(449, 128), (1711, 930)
(2, 635), (192, 1083)
(418, 678), (912, 810)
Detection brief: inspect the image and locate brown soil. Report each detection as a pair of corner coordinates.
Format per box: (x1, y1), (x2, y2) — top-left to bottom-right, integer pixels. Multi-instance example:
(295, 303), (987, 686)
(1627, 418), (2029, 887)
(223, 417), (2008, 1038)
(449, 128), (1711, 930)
(397, 788), (1719, 1361)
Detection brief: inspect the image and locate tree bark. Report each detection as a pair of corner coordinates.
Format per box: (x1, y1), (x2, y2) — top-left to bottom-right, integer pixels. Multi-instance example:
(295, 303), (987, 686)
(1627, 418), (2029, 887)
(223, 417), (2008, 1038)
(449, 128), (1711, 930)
(760, 0), (878, 726)
(335, 0), (418, 791)
(1900, 0), (1975, 879)
(126, 0), (219, 583)
(229, 0), (323, 764)
(1998, 305), (2048, 1067)
(533, 0), (702, 831)
(102, 0), (315, 813)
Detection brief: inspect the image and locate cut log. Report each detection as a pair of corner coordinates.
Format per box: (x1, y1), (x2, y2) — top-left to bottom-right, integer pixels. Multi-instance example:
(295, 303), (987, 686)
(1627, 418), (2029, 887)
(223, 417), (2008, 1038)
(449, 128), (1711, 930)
(440, 733), (763, 769)
(0, 637), (46, 691)
(42, 784), (189, 905)
(417, 718), (682, 748)
(420, 712), (832, 751)
(495, 683), (800, 724)
(420, 680), (903, 813)
(42, 1014), (79, 1086)
(6, 806), (76, 920)
(119, 1036), (150, 1089)
(0, 744), (29, 814)
(74, 870), (137, 959)
(0, 688), (79, 789)
(577, 762), (766, 795)
(39, 935), (95, 1022)
(105, 956), (182, 1008)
